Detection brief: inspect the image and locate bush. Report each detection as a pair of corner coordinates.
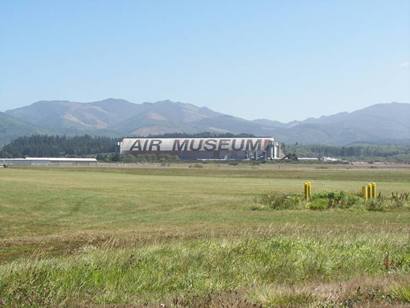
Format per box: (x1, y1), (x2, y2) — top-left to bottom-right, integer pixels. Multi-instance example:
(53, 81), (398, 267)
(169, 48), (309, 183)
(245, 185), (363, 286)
(117, 153), (179, 163)
(228, 161), (239, 166)
(326, 191), (361, 209)
(390, 192), (409, 209)
(366, 193), (409, 211)
(96, 153), (120, 162)
(256, 191), (409, 212)
(366, 199), (385, 211)
(259, 193), (302, 210)
(305, 199), (329, 210)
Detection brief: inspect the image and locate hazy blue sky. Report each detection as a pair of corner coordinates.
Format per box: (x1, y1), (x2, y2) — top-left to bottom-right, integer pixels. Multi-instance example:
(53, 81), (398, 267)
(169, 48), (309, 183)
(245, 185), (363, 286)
(1, 1), (409, 121)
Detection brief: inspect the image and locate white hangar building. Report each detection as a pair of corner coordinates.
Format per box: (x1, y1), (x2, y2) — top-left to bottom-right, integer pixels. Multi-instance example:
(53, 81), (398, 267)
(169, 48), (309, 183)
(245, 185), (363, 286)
(119, 137), (281, 160)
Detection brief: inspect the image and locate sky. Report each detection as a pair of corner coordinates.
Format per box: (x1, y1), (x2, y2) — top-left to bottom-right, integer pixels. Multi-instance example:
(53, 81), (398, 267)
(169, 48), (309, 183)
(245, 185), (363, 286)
(0, 0), (409, 122)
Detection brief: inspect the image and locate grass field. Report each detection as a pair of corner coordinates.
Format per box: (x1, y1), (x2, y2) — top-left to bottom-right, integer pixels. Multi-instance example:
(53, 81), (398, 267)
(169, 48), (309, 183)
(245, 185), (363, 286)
(1, 163), (410, 306)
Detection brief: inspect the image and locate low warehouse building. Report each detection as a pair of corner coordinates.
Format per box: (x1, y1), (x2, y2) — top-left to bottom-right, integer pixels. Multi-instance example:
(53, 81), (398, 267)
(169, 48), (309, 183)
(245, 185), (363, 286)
(0, 157), (97, 166)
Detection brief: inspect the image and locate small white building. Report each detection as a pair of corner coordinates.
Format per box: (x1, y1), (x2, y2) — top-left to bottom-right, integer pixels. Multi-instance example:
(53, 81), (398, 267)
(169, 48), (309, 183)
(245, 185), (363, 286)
(0, 157), (97, 166)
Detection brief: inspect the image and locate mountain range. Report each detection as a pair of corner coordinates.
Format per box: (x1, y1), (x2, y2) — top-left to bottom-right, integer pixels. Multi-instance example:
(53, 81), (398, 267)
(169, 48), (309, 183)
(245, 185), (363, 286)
(1, 99), (409, 146)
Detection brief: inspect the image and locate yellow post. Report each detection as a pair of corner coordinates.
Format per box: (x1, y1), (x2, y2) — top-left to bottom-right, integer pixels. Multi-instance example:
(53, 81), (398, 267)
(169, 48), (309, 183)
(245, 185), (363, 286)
(304, 182), (308, 200)
(304, 182), (312, 201)
(362, 186), (368, 201)
(372, 182), (377, 198)
(303, 182), (306, 200)
(367, 183), (373, 199)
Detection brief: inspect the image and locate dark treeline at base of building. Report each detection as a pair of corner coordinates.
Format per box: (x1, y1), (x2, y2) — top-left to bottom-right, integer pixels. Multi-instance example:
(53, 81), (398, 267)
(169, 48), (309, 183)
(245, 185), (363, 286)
(0, 134), (256, 160)
(285, 143), (410, 162)
(0, 135), (118, 158)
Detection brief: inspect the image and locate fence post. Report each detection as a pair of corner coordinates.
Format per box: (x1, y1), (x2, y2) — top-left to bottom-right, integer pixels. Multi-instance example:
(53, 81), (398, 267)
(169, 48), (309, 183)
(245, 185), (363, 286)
(362, 186), (368, 201)
(304, 181), (312, 201)
(304, 182), (308, 201)
(367, 183), (373, 199)
(372, 182), (377, 198)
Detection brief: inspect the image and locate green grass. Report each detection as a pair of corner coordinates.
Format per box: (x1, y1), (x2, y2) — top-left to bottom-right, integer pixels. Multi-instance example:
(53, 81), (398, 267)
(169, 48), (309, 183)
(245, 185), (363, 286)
(0, 164), (410, 306)
(256, 190), (410, 211)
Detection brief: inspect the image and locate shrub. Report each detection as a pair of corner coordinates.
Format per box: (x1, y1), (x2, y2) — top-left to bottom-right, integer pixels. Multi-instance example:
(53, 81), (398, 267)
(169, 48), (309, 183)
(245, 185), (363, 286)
(365, 192), (409, 211)
(228, 161), (239, 166)
(305, 191), (361, 210)
(390, 192), (409, 209)
(259, 193), (302, 210)
(365, 199), (385, 211)
(305, 198), (329, 210)
(326, 191), (361, 209)
(256, 191), (409, 212)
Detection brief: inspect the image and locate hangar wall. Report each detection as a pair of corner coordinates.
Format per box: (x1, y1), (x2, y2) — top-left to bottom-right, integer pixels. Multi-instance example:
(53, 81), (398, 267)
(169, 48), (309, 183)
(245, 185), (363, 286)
(119, 137), (281, 160)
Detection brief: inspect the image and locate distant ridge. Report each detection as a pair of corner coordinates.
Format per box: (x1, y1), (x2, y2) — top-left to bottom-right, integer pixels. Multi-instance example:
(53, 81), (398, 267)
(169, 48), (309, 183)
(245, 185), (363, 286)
(1, 99), (409, 146)
(0, 112), (46, 145)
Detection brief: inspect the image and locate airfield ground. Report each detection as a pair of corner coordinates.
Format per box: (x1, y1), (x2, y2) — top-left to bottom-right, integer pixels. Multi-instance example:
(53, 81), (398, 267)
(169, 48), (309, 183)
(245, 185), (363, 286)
(0, 164), (409, 306)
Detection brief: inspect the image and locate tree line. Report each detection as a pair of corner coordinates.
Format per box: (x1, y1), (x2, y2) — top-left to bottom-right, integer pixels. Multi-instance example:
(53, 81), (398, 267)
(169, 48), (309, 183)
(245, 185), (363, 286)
(0, 133), (256, 159)
(0, 135), (118, 158)
(285, 143), (410, 161)
(1, 134), (409, 162)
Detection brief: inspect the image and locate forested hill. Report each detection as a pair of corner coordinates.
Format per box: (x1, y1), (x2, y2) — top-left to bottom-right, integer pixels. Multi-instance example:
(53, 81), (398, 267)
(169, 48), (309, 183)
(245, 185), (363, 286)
(2, 99), (410, 145)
